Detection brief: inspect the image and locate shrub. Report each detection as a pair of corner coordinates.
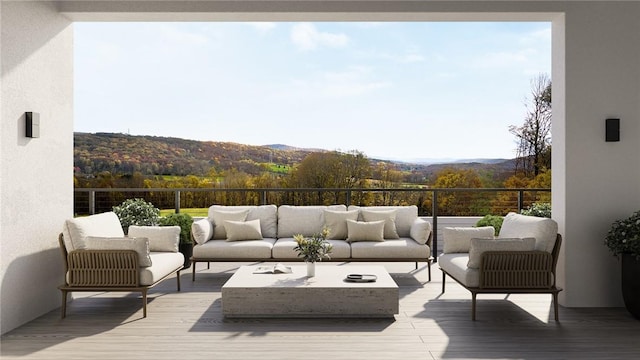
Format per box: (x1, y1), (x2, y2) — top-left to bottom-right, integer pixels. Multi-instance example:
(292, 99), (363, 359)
(605, 210), (640, 259)
(476, 215), (503, 235)
(159, 213), (194, 244)
(113, 198), (160, 234)
(521, 202), (552, 218)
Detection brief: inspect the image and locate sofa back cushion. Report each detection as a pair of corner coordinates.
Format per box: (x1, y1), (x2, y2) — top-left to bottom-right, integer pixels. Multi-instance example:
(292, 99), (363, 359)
(277, 205), (346, 238)
(208, 205), (278, 239)
(348, 205), (418, 238)
(62, 212), (125, 251)
(499, 212), (558, 253)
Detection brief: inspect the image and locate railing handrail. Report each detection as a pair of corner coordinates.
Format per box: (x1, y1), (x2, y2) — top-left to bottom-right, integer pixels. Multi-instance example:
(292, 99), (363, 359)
(74, 186), (551, 262)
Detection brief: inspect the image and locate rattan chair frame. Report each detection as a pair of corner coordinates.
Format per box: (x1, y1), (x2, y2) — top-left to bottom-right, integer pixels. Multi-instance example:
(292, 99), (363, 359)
(58, 234), (182, 318)
(441, 234), (563, 321)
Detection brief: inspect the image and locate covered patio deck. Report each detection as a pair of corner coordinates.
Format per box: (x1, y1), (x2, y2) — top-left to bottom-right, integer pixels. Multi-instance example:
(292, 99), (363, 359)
(1, 262), (637, 360)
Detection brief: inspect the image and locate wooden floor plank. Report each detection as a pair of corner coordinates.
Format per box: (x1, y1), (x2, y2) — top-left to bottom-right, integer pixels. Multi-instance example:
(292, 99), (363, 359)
(1, 263), (639, 360)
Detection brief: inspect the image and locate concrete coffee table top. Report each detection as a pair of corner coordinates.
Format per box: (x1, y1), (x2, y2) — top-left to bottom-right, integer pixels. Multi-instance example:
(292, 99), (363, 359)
(222, 264), (399, 318)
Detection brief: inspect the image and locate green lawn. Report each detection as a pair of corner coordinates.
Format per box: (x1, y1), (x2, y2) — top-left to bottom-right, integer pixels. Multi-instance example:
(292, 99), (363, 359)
(160, 208), (208, 217)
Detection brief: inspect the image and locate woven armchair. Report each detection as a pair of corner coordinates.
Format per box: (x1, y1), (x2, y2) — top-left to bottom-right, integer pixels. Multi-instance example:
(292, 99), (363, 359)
(441, 234), (562, 321)
(58, 233), (182, 318)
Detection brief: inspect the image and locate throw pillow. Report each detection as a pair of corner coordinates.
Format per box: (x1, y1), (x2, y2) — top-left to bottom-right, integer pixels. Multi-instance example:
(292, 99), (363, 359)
(83, 236), (152, 267)
(360, 209), (400, 239)
(210, 209), (250, 240)
(191, 218), (213, 244)
(467, 237), (536, 269)
(127, 225), (180, 252)
(346, 220), (385, 242)
(443, 226), (495, 253)
(410, 218), (432, 245)
(324, 209), (359, 240)
(224, 219), (263, 241)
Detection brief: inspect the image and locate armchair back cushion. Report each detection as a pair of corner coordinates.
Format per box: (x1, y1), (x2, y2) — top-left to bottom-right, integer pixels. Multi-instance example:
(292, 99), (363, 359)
(83, 236), (152, 267)
(128, 225), (180, 252)
(498, 212), (558, 253)
(62, 212), (125, 251)
(467, 237), (536, 269)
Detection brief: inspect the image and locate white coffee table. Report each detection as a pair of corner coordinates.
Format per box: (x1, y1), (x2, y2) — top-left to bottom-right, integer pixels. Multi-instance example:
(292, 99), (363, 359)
(221, 265), (399, 318)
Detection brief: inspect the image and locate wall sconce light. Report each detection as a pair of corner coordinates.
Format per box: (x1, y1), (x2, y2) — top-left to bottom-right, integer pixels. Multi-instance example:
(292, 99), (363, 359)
(605, 118), (620, 142)
(25, 112), (40, 138)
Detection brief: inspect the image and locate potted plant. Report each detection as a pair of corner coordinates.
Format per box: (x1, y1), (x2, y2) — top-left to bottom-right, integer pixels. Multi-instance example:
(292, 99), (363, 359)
(112, 198), (160, 234)
(159, 213), (194, 269)
(476, 214), (504, 235)
(293, 227), (333, 277)
(605, 210), (640, 319)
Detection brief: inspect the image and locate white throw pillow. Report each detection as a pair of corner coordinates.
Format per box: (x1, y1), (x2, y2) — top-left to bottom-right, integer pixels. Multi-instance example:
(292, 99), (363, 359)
(324, 209), (359, 240)
(83, 236), (152, 267)
(467, 237), (536, 269)
(443, 226), (495, 253)
(210, 209), (250, 240)
(499, 212), (558, 253)
(410, 218), (432, 245)
(346, 220), (385, 242)
(128, 225), (180, 252)
(224, 219), (263, 241)
(360, 209), (400, 239)
(191, 218), (213, 244)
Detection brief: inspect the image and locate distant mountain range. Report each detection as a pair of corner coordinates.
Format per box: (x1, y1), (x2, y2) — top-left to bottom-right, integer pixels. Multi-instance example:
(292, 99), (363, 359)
(74, 132), (517, 181)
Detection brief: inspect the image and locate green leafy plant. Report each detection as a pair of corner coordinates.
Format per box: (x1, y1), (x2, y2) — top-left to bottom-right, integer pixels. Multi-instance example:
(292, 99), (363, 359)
(113, 198), (160, 234)
(293, 227), (333, 263)
(521, 202), (552, 218)
(605, 210), (640, 259)
(476, 215), (503, 235)
(159, 213), (194, 244)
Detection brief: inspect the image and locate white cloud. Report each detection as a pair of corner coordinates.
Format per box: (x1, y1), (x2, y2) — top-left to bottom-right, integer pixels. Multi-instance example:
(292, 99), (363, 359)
(290, 23), (349, 51)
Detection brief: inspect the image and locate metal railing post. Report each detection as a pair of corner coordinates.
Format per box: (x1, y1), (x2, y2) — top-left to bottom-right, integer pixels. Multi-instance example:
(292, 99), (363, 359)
(175, 190), (181, 214)
(431, 190), (438, 262)
(346, 189), (352, 207)
(261, 190), (267, 205)
(89, 190), (95, 215)
(518, 190), (524, 212)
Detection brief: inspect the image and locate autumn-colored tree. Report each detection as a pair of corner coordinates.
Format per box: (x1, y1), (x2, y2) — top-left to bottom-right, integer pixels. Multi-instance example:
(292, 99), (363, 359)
(491, 169), (552, 214)
(424, 168), (488, 216)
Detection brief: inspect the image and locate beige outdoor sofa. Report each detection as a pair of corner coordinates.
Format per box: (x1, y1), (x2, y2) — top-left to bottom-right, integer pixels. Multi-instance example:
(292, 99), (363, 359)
(190, 205), (434, 280)
(439, 212), (562, 321)
(59, 212), (185, 318)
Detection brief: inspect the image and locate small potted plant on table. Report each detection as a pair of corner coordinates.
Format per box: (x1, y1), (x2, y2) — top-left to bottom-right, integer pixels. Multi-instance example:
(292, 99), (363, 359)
(293, 227), (333, 277)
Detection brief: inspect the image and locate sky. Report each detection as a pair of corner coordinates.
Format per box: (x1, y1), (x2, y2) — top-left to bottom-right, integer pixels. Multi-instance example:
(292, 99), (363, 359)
(74, 22), (551, 162)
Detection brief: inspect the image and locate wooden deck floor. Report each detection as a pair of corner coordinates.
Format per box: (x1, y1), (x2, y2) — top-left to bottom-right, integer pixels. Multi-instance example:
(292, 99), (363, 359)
(2, 262), (639, 360)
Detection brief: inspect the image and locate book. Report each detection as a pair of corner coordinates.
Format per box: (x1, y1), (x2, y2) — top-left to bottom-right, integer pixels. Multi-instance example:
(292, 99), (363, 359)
(253, 263), (292, 274)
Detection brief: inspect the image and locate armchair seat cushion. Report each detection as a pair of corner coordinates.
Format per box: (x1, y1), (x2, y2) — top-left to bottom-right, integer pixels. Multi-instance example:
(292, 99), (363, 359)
(140, 252), (185, 286)
(439, 253), (480, 287)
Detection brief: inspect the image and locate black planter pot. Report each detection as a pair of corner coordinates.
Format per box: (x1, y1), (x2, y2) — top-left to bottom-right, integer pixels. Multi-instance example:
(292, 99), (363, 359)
(179, 243), (193, 269)
(622, 253), (640, 319)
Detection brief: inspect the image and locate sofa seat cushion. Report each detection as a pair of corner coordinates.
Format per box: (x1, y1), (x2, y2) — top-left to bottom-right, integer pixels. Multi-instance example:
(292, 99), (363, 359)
(140, 252), (184, 286)
(348, 206), (418, 238)
(350, 238), (430, 259)
(62, 212), (125, 251)
(499, 212), (558, 253)
(208, 205), (278, 239)
(439, 253), (480, 288)
(277, 205), (346, 238)
(193, 238), (276, 259)
(272, 238), (351, 259)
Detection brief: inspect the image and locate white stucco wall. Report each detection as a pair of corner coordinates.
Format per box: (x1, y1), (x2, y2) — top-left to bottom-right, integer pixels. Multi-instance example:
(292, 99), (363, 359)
(0, 1), (73, 333)
(0, 0), (639, 334)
